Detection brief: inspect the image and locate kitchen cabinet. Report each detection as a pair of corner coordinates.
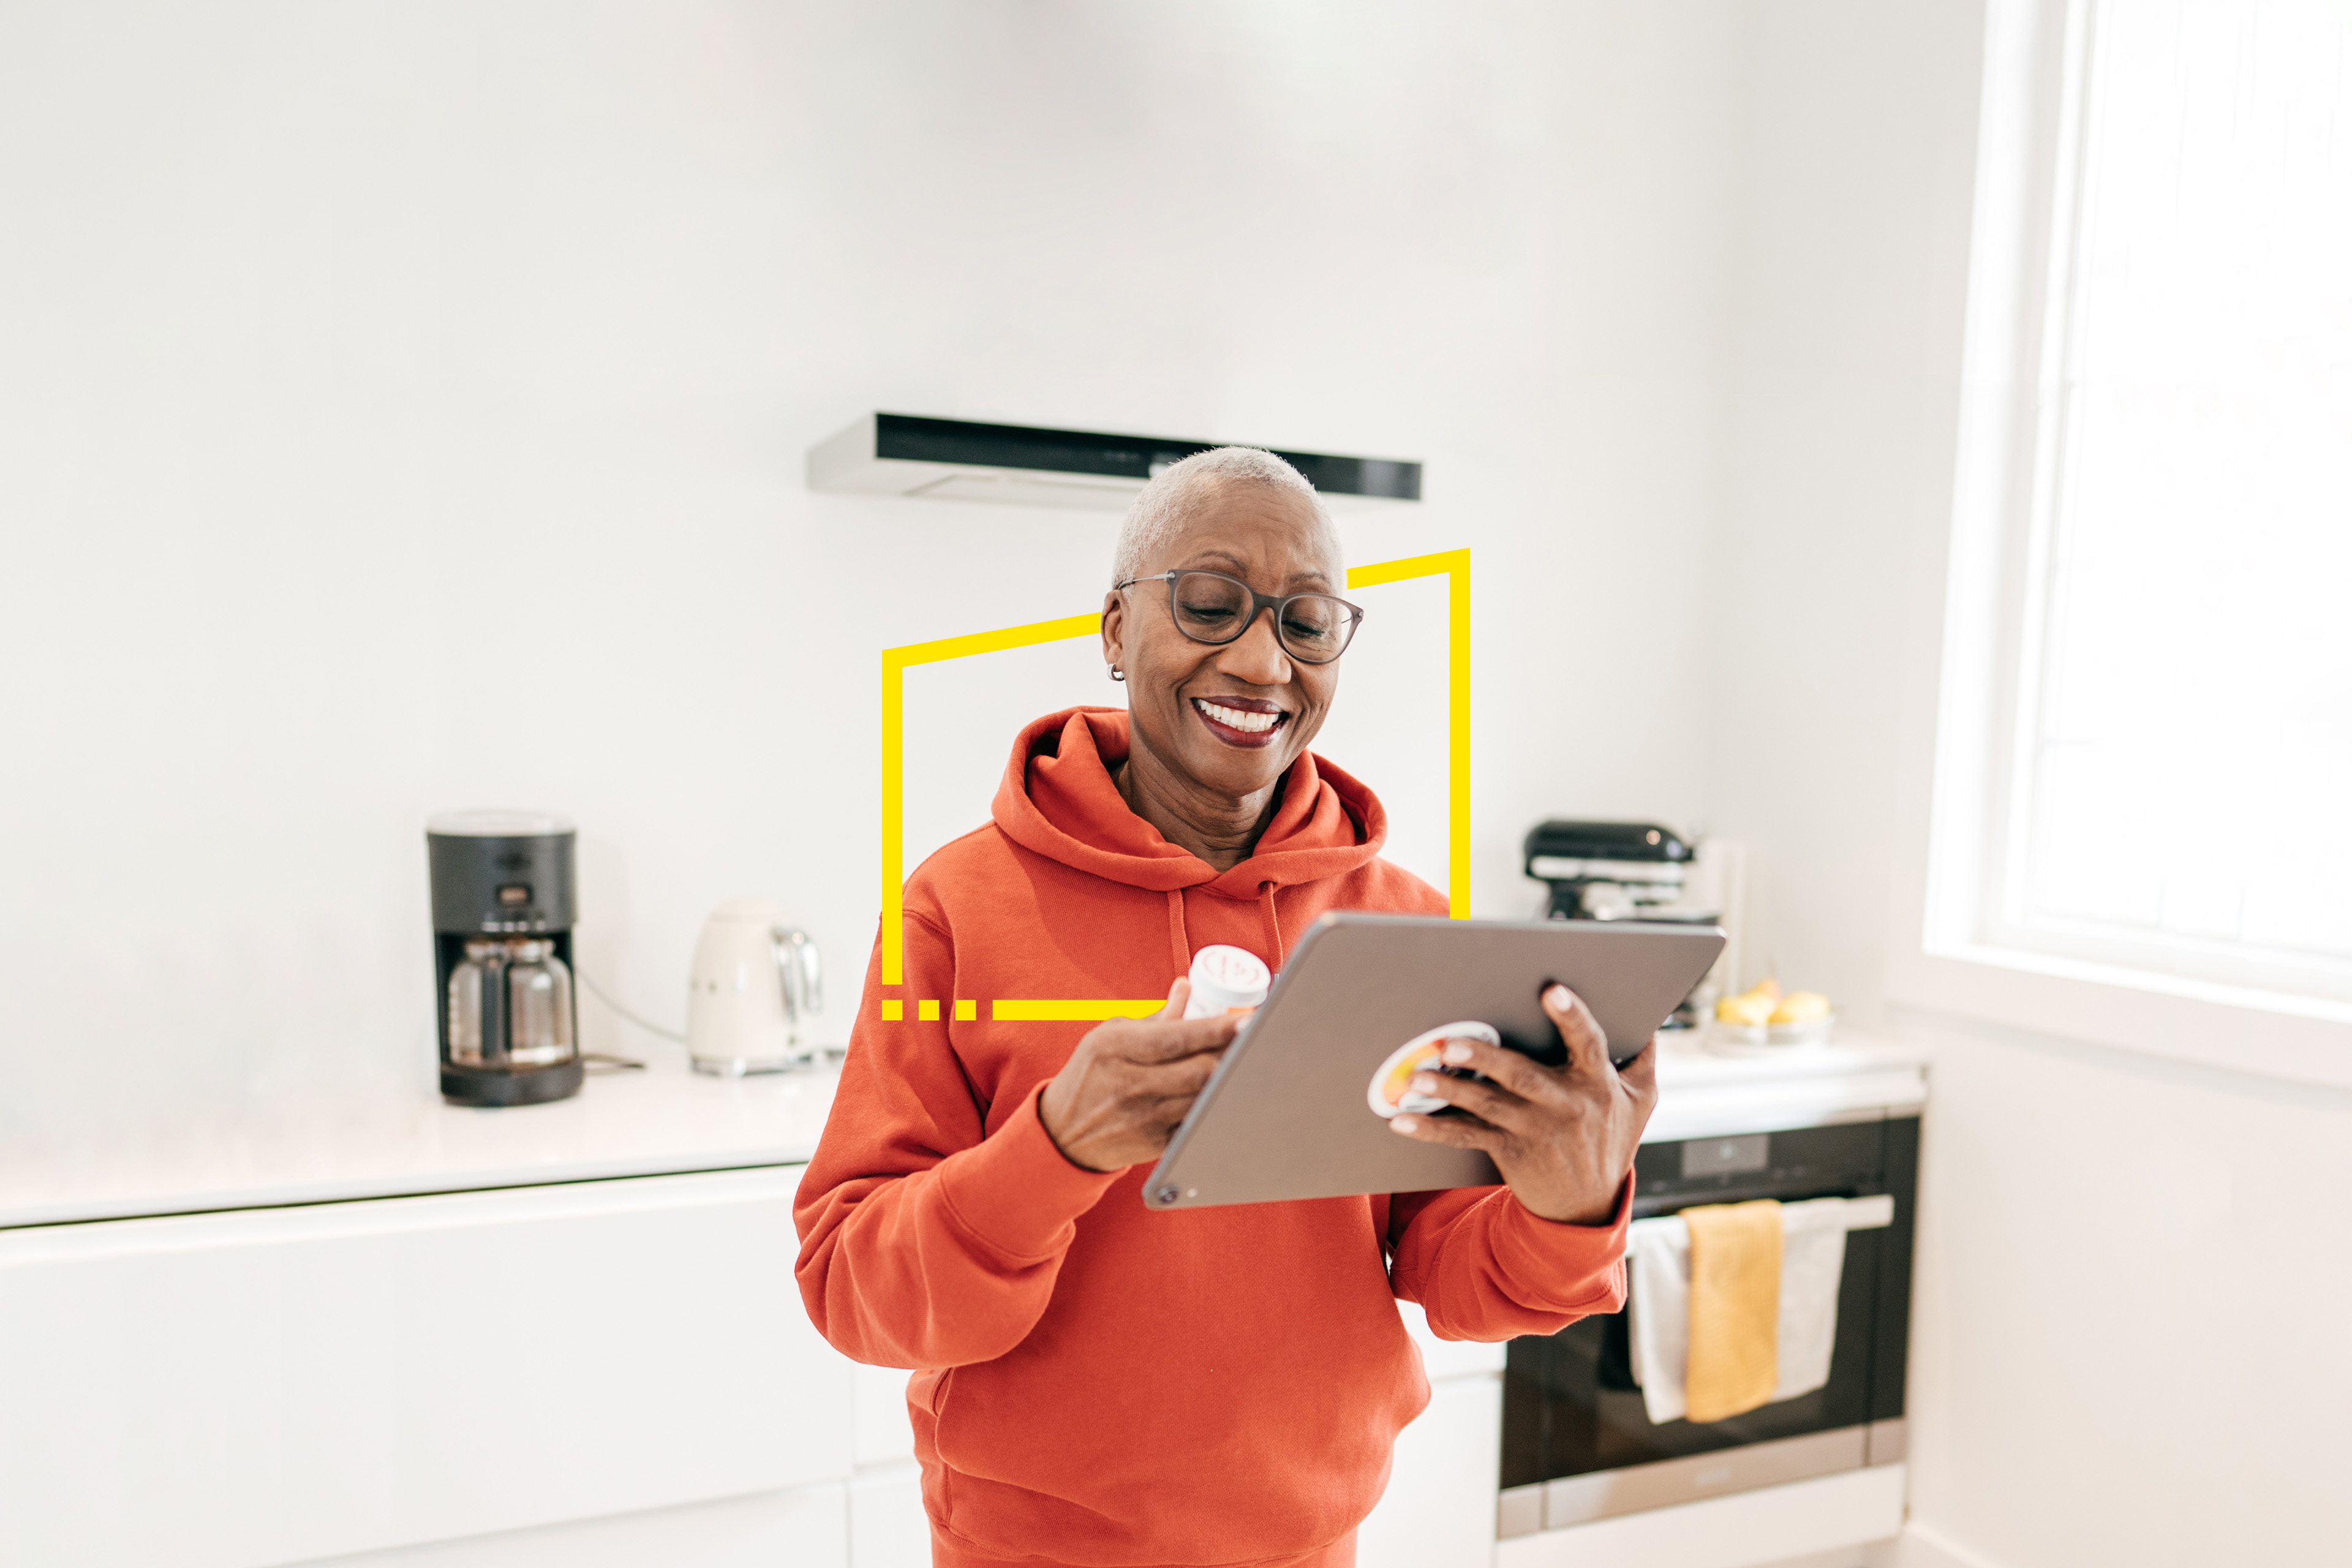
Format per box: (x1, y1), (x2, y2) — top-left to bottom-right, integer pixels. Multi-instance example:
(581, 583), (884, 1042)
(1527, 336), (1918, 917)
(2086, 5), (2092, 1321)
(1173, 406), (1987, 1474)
(280, 1485), (853, 1567)
(0, 1167), (854, 1567)
(0, 1049), (1562, 1568)
(1, 1162), (1502, 1568)
(848, 1463), (932, 1568)
(852, 1363), (918, 1469)
(1360, 1370), (1504, 1568)
(1357, 1302), (1507, 1568)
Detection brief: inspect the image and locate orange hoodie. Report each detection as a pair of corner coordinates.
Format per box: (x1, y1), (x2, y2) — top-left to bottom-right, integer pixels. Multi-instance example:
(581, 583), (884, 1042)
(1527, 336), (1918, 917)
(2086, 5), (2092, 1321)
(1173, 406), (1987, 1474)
(795, 709), (1630, 1568)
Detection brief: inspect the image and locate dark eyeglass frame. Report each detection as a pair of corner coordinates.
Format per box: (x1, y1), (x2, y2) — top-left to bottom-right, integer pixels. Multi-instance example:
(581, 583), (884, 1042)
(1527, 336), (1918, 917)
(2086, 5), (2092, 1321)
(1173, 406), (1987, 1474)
(1114, 569), (1366, 665)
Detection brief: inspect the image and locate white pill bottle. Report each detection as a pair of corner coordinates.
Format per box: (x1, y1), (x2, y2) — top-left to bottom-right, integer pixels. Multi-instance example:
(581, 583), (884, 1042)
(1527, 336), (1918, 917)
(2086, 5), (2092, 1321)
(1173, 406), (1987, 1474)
(1182, 944), (1271, 1020)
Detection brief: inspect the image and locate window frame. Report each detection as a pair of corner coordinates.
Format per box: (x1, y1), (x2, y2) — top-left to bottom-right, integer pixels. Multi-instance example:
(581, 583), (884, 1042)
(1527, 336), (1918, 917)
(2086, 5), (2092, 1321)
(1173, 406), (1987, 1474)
(1887, 0), (2352, 1088)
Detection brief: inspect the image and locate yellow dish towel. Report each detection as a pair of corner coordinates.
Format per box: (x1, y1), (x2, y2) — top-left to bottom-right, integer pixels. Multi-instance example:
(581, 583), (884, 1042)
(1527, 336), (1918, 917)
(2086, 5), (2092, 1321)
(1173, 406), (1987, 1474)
(1682, 1199), (1783, 1423)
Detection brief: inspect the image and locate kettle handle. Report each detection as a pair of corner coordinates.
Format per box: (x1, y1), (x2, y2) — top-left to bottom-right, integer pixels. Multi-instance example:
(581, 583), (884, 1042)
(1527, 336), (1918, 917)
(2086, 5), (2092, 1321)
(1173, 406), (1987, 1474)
(772, 927), (823, 1027)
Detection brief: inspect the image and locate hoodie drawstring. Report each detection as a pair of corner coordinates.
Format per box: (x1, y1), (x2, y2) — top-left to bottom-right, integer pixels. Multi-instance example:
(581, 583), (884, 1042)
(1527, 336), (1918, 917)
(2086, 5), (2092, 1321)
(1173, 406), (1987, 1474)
(1259, 882), (1286, 968)
(1168, 884), (1286, 979)
(1166, 889), (1190, 979)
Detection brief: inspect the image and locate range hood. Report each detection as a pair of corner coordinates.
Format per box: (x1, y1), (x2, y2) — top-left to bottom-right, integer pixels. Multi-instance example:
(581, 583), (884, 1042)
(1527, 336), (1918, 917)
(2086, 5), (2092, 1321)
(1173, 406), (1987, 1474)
(807, 413), (1422, 511)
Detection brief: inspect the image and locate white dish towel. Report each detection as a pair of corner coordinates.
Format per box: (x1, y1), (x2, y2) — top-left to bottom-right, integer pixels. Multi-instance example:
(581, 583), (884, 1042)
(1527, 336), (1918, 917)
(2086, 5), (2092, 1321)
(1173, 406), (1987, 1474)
(1626, 1196), (1852, 1427)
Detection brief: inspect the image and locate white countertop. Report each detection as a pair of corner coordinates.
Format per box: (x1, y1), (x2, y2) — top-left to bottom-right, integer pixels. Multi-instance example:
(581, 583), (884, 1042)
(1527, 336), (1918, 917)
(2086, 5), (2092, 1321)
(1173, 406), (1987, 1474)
(2, 1030), (1926, 1232)
(0, 1053), (844, 1231)
(1645, 1028), (1928, 1143)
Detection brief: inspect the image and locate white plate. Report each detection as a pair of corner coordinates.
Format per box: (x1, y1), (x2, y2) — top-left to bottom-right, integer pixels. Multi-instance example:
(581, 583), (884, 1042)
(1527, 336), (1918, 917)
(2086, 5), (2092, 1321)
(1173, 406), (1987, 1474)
(1704, 1014), (1836, 1055)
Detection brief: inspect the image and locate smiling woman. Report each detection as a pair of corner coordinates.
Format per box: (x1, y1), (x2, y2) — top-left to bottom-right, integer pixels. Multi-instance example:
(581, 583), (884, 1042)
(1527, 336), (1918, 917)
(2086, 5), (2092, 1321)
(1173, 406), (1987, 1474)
(793, 447), (1649, 1568)
(1101, 449), (1361, 872)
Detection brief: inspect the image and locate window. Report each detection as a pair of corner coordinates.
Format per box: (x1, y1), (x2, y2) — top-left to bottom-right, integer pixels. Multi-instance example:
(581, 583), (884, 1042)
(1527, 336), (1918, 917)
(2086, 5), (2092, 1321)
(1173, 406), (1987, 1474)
(1935, 0), (2352, 1015)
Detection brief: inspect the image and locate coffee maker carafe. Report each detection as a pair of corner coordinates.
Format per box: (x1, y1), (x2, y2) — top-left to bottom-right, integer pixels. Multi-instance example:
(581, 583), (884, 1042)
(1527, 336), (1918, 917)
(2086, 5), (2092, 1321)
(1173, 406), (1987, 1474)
(427, 811), (584, 1106)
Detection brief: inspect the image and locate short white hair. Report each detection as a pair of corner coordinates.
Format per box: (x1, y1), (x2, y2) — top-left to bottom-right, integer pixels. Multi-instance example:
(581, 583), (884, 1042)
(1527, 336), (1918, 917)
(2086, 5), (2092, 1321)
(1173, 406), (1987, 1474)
(1110, 447), (1342, 587)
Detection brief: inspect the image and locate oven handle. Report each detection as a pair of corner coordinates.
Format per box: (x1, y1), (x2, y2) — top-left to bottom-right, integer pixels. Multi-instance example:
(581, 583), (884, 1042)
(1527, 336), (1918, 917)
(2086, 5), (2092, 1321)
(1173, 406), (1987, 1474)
(1629, 1192), (1893, 1250)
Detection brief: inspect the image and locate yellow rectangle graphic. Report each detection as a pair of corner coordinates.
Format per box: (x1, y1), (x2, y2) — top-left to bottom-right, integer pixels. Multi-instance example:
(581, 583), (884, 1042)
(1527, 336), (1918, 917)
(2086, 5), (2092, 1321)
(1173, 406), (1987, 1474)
(991, 1000), (1166, 1022)
(883, 552), (1469, 985)
(1346, 548), (1465, 591)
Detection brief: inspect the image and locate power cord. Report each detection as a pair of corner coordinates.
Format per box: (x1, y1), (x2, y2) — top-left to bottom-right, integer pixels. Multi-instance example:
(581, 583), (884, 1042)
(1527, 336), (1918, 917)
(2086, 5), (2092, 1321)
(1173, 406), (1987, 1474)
(578, 968), (844, 1066)
(578, 971), (686, 1060)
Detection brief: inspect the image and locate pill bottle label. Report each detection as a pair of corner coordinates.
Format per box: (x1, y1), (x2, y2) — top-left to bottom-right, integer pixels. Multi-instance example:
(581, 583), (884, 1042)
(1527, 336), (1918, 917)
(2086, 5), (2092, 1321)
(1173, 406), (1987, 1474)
(1183, 944), (1270, 1020)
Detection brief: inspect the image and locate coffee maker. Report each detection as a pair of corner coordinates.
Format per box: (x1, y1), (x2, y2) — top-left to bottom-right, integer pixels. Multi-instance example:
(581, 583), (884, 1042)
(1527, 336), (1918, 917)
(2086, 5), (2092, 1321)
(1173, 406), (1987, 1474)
(427, 811), (584, 1107)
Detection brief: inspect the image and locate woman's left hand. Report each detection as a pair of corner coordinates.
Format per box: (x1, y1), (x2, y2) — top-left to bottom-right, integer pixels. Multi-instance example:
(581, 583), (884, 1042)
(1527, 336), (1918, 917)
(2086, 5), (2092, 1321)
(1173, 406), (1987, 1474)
(1386, 984), (1657, 1224)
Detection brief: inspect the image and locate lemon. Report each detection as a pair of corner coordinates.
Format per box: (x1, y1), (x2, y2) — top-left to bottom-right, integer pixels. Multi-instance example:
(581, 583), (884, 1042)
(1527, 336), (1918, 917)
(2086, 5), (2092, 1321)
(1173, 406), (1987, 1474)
(1770, 990), (1831, 1025)
(1716, 991), (1776, 1026)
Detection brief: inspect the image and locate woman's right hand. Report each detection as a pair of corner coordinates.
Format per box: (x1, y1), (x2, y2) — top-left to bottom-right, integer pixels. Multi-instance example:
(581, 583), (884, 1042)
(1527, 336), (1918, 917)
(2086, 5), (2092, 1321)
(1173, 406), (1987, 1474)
(1038, 979), (1240, 1172)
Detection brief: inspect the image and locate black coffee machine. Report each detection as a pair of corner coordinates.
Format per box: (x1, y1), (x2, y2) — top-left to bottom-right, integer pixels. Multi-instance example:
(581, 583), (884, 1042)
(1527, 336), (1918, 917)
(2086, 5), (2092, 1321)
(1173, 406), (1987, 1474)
(427, 811), (585, 1107)
(1525, 820), (1721, 1027)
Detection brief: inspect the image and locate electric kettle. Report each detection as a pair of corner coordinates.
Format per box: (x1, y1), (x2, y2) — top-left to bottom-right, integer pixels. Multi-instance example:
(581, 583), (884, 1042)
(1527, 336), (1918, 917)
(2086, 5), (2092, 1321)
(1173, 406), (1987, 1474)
(684, 897), (824, 1076)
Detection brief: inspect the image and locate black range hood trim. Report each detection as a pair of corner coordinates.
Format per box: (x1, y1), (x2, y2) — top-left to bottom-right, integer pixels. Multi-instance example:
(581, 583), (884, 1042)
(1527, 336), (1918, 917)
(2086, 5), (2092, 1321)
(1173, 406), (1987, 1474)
(845, 413), (1420, 502)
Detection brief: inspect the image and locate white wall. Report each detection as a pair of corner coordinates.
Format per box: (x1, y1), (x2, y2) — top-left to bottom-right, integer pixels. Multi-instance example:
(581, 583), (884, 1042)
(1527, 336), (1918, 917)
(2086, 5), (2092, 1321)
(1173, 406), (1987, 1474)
(0, 1), (1742, 1144)
(1705, 0), (1985, 1016)
(1708, 4), (2352, 1564)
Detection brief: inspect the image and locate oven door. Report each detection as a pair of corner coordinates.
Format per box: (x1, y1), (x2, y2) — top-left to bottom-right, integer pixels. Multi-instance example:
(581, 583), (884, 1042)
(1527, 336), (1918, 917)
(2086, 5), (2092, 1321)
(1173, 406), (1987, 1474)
(1500, 1117), (1915, 1532)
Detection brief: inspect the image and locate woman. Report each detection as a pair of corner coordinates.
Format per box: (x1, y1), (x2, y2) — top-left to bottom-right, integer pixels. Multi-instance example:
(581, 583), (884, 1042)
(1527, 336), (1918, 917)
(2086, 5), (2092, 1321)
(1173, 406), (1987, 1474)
(796, 448), (1654, 1568)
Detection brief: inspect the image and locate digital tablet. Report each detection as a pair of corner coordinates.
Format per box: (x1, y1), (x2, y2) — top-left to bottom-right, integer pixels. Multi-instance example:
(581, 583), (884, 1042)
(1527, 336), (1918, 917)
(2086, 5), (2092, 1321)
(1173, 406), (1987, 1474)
(1142, 914), (1725, 1211)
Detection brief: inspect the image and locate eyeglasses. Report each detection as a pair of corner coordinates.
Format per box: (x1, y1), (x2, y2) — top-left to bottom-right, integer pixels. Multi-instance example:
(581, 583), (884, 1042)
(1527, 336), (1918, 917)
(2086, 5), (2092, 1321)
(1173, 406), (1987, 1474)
(1115, 570), (1365, 665)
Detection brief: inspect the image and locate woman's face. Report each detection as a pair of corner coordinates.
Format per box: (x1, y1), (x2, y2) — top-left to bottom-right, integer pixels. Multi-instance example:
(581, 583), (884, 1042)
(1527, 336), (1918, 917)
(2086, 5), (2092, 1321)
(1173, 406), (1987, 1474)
(1101, 481), (1344, 803)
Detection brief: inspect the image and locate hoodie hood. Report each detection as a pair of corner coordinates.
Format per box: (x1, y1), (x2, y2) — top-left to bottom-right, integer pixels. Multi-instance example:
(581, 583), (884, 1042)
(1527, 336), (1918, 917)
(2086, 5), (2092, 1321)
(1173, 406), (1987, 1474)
(991, 707), (1388, 900)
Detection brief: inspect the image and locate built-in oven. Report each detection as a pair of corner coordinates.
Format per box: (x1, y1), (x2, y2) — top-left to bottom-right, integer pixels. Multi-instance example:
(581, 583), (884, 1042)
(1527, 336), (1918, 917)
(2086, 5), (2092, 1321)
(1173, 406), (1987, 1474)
(1499, 1115), (1918, 1537)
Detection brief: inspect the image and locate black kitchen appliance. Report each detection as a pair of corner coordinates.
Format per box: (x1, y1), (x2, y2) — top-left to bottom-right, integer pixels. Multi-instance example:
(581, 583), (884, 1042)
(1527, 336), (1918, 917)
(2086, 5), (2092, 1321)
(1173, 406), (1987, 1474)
(426, 811), (584, 1107)
(1526, 820), (1722, 1027)
(1525, 819), (1700, 922)
(1499, 1116), (1918, 1534)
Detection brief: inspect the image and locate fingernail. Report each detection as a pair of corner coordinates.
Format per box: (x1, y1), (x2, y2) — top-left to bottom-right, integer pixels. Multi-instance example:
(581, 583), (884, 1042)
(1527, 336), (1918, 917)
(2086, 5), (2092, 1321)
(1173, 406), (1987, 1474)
(1442, 1042), (1474, 1064)
(1411, 1074), (1438, 1094)
(1545, 984), (1572, 1008)
(1390, 1116), (1417, 1133)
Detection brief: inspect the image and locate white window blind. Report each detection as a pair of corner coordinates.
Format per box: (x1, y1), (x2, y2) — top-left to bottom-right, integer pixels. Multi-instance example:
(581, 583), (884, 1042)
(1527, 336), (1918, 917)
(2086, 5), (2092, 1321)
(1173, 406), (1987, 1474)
(2005, 0), (2352, 1000)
